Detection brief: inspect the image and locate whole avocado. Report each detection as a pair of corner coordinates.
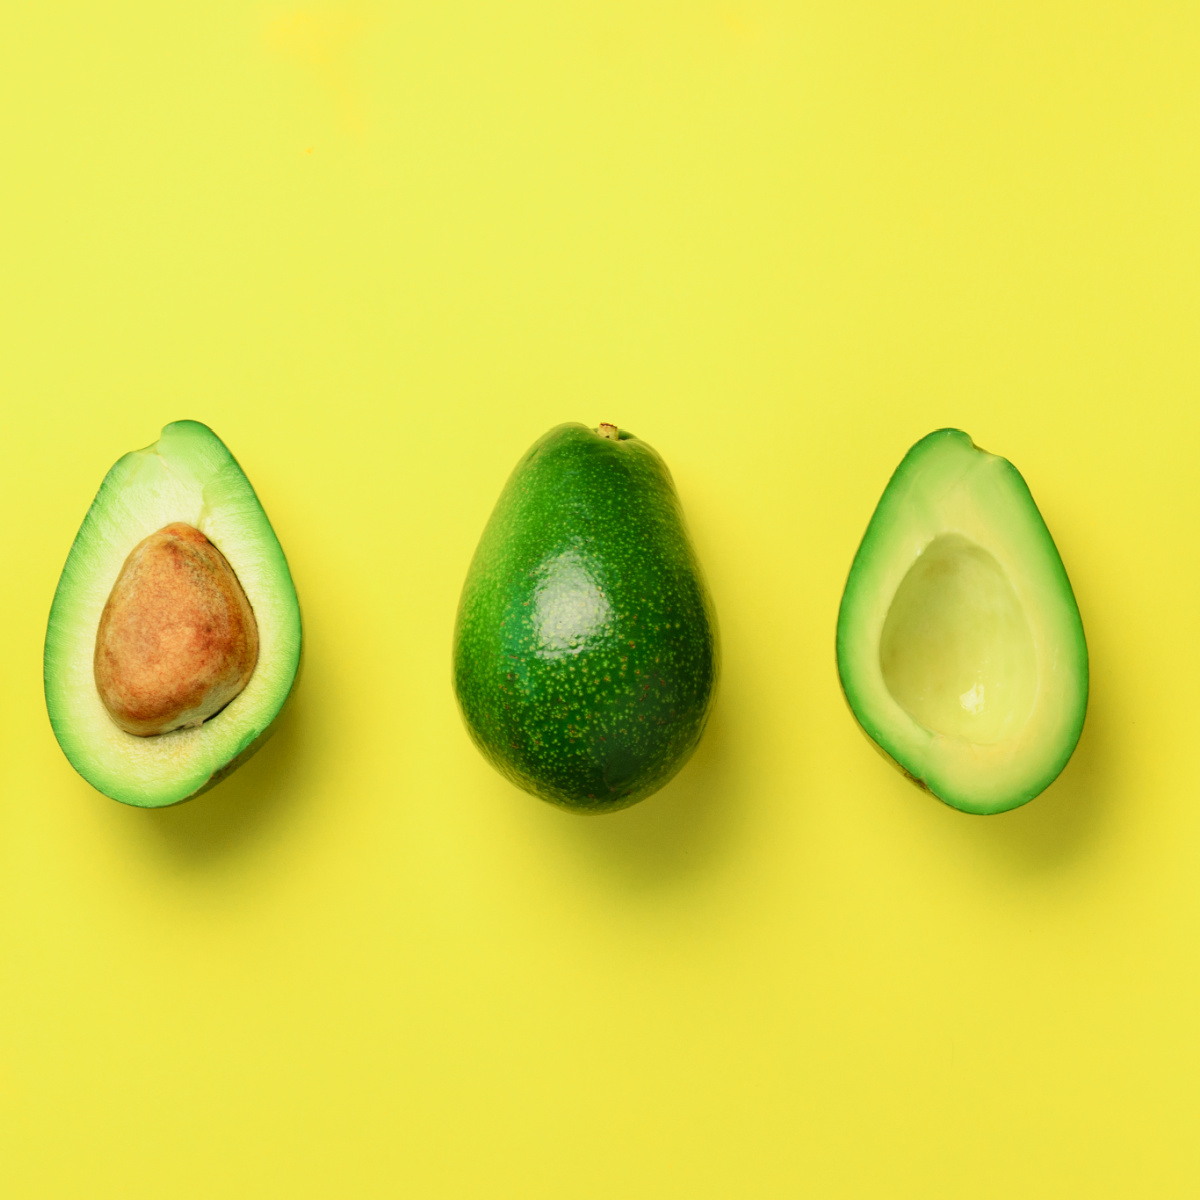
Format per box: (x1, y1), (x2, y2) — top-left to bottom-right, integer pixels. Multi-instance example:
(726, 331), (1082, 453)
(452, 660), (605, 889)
(454, 423), (718, 813)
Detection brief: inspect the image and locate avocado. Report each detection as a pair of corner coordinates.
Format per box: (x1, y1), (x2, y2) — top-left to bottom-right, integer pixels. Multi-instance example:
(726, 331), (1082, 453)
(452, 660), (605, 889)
(836, 429), (1087, 814)
(454, 422), (718, 813)
(44, 421), (302, 807)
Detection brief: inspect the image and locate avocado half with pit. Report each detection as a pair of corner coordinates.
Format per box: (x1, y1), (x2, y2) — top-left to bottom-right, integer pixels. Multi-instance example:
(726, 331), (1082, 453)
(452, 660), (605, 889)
(836, 429), (1087, 815)
(44, 420), (302, 807)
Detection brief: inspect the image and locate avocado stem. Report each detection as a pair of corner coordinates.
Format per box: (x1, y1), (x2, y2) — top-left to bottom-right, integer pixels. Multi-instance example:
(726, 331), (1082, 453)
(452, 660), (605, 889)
(598, 423), (619, 440)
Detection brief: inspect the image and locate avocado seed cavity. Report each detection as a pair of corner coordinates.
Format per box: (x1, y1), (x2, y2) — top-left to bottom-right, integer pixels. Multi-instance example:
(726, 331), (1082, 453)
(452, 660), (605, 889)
(94, 523), (259, 737)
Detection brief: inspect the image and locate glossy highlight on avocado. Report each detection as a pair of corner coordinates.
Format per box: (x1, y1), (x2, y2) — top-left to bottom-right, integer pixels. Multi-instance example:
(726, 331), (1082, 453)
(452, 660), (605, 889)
(454, 423), (718, 813)
(44, 421), (302, 807)
(836, 429), (1088, 815)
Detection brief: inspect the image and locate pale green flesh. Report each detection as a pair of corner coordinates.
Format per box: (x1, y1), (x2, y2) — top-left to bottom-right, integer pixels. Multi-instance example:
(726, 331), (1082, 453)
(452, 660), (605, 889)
(880, 533), (1038, 746)
(44, 421), (302, 807)
(837, 430), (1088, 814)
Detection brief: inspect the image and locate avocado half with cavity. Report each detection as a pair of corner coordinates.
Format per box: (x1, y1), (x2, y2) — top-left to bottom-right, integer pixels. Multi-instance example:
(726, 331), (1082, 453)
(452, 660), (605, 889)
(454, 422), (718, 813)
(836, 429), (1087, 815)
(44, 421), (302, 807)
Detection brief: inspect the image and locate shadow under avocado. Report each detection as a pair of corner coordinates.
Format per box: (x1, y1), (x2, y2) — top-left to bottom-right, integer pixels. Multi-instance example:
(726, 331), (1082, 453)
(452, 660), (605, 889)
(940, 671), (1115, 874)
(549, 693), (741, 890)
(135, 689), (316, 868)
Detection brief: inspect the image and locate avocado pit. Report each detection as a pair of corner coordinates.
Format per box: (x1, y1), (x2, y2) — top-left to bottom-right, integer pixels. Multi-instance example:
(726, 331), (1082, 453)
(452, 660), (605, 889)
(93, 522), (259, 737)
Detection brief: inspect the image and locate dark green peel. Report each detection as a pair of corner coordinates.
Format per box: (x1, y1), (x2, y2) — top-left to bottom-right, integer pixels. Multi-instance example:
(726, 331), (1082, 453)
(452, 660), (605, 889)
(454, 423), (718, 813)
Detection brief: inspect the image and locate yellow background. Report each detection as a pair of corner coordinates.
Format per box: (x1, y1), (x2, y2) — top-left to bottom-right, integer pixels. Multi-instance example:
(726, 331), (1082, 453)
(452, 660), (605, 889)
(2, 2), (1198, 1196)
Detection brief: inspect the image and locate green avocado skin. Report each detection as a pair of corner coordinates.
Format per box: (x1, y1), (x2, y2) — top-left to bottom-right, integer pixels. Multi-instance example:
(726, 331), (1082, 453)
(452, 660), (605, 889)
(454, 423), (718, 813)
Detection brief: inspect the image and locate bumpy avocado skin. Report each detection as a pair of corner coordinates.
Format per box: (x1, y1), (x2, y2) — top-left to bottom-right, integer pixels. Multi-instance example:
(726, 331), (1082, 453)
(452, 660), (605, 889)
(454, 424), (718, 813)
